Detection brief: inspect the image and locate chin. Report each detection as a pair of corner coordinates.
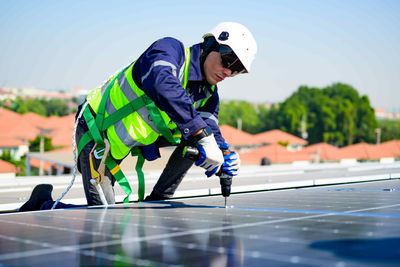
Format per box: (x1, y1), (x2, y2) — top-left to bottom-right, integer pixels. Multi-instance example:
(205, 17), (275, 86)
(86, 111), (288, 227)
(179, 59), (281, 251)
(206, 77), (217, 85)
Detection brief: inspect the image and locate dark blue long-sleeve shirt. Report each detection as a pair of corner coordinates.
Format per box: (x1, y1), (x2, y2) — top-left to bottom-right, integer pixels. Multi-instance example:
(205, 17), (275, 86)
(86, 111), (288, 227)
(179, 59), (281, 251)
(131, 37), (225, 145)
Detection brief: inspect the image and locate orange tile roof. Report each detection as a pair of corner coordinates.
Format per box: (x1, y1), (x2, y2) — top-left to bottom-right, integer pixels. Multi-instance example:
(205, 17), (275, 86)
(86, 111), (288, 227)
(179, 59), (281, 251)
(330, 142), (371, 160)
(50, 128), (73, 147)
(0, 108), (39, 142)
(254, 129), (307, 145)
(219, 125), (258, 146)
(22, 112), (48, 128)
(4, 123), (39, 140)
(240, 144), (310, 164)
(0, 137), (26, 147)
(377, 140), (400, 157)
(29, 157), (54, 171)
(302, 142), (340, 161)
(329, 141), (400, 160)
(0, 159), (17, 173)
(0, 108), (75, 149)
(0, 107), (21, 120)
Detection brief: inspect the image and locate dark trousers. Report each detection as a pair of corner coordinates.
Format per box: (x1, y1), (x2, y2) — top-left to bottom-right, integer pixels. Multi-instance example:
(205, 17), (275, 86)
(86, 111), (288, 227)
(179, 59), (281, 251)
(148, 144), (194, 199)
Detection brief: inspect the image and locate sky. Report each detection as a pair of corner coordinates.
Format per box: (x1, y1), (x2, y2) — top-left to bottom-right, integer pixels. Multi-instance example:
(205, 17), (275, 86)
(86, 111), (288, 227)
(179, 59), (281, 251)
(0, 0), (399, 110)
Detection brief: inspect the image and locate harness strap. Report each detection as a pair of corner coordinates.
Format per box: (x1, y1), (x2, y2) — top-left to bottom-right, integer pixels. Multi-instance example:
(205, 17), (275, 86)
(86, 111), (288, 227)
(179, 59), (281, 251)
(77, 48), (192, 203)
(78, 105), (132, 203)
(95, 67), (128, 132)
(83, 107), (104, 146)
(101, 94), (152, 130)
(105, 156), (132, 203)
(77, 131), (92, 156)
(101, 92), (178, 145)
(146, 101), (178, 144)
(131, 149), (145, 201)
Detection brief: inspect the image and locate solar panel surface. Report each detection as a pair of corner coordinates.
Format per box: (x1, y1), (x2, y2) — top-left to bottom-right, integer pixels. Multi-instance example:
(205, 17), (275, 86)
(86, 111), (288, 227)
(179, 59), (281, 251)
(0, 179), (399, 266)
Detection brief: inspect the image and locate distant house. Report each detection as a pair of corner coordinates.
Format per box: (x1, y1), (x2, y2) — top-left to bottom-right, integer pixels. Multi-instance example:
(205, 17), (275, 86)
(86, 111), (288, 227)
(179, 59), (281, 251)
(0, 137), (29, 161)
(302, 142), (340, 162)
(239, 140), (400, 166)
(240, 144), (310, 165)
(0, 108), (75, 175)
(253, 129), (308, 151)
(0, 108), (32, 160)
(219, 125), (259, 151)
(0, 159), (17, 178)
(330, 141), (400, 163)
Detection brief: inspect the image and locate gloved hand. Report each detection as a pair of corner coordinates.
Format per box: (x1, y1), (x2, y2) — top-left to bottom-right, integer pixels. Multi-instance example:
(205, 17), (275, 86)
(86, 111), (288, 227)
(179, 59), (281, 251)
(221, 150), (241, 176)
(195, 134), (224, 177)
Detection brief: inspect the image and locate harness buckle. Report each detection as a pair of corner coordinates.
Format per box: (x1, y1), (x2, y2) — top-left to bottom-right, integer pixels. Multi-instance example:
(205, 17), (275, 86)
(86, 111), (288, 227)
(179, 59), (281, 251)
(94, 148), (105, 159)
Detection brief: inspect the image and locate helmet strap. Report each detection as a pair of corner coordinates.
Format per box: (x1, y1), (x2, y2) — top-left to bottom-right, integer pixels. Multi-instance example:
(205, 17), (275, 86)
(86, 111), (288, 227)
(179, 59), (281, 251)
(200, 37), (219, 82)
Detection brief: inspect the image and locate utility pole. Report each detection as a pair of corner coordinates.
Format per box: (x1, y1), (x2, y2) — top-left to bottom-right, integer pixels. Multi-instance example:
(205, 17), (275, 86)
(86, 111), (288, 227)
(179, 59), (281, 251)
(300, 114), (308, 140)
(37, 127), (53, 176)
(39, 134), (44, 176)
(375, 128), (381, 145)
(237, 118), (242, 131)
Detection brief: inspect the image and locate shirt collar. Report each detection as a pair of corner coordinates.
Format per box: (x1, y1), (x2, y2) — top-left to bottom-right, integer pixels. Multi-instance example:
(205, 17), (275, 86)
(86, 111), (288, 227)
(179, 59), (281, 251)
(188, 43), (204, 82)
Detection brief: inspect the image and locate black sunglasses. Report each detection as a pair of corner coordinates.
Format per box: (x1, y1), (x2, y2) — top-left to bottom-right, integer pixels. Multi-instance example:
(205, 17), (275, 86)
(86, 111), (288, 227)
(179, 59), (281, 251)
(219, 45), (247, 76)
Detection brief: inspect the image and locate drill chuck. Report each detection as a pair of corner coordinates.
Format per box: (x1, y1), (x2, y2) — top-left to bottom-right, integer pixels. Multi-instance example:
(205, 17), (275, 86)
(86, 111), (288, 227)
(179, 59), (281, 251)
(220, 173), (232, 197)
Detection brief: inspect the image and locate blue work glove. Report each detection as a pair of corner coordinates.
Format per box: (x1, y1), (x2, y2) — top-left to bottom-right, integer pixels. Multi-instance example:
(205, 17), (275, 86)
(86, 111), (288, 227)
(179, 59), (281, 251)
(221, 150), (241, 176)
(218, 142), (240, 176)
(195, 134), (224, 177)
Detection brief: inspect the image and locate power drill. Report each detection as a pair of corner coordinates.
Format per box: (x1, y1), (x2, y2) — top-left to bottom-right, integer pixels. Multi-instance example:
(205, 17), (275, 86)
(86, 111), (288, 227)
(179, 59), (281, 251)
(182, 146), (232, 207)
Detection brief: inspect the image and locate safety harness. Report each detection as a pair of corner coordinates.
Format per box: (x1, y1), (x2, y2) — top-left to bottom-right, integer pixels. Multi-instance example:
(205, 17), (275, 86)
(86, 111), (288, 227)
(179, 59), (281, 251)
(77, 47), (215, 203)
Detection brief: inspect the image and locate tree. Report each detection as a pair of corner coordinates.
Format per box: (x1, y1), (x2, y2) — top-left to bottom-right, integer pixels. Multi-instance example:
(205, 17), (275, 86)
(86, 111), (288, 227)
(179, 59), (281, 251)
(256, 104), (279, 132)
(39, 98), (73, 116)
(3, 96), (76, 116)
(274, 83), (377, 146)
(11, 97), (47, 115)
(377, 119), (400, 142)
(219, 100), (261, 133)
(355, 96), (377, 143)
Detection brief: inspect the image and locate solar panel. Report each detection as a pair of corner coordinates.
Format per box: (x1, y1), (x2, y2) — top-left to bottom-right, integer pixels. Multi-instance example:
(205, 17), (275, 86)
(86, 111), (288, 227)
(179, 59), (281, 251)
(0, 179), (399, 266)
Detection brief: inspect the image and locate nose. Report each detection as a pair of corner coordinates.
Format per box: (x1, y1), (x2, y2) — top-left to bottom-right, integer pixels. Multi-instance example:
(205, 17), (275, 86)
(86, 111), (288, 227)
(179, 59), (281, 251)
(222, 67), (232, 77)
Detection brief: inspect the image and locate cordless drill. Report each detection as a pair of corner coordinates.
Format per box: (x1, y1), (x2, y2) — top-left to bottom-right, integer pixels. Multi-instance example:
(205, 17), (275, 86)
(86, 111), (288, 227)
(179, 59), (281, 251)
(182, 146), (232, 207)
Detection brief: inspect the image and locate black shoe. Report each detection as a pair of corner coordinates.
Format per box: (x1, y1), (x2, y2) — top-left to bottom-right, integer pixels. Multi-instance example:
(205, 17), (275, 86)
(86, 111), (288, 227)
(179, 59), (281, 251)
(144, 193), (170, 201)
(19, 184), (54, 212)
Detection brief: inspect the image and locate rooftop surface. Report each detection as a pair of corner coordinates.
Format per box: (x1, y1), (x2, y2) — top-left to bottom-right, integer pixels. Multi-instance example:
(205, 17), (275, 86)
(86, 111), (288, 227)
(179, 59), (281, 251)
(0, 163), (399, 266)
(0, 180), (399, 266)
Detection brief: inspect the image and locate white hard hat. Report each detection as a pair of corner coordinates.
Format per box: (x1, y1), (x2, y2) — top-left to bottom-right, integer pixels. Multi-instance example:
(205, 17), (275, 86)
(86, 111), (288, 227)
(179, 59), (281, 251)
(203, 22), (257, 73)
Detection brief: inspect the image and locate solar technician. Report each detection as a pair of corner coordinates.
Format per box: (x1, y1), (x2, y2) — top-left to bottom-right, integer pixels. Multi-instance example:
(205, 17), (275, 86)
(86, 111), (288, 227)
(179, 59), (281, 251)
(19, 22), (257, 211)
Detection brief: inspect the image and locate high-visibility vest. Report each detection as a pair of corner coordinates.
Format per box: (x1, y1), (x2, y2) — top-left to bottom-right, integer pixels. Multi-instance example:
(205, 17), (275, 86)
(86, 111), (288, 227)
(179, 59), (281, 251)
(78, 47), (215, 202)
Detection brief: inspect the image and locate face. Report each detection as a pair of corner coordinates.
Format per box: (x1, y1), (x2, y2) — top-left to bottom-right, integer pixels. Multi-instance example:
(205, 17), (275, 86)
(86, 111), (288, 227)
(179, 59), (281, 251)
(203, 51), (233, 85)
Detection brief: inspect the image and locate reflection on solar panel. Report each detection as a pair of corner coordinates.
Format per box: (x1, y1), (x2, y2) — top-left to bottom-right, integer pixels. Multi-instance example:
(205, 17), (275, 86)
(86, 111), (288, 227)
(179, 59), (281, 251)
(0, 180), (399, 266)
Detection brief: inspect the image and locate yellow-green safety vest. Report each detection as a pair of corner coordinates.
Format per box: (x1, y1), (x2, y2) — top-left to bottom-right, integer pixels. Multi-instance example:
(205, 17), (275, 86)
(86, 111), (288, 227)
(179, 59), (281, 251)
(78, 47), (215, 202)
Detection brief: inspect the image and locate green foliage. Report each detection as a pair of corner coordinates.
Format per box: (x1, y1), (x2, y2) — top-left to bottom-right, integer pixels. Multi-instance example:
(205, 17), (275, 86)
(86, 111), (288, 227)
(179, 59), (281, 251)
(0, 150), (12, 161)
(219, 82), (379, 147)
(273, 83), (377, 146)
(377, 119), (400, 142)
(2, 96), (76, 116)
(29, 136), (55, 152)
(219, 100), (261, 133)
(11, 97), (47, 116)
